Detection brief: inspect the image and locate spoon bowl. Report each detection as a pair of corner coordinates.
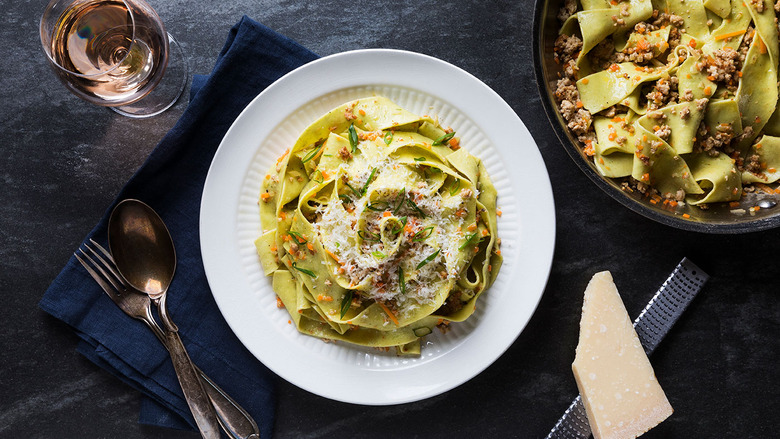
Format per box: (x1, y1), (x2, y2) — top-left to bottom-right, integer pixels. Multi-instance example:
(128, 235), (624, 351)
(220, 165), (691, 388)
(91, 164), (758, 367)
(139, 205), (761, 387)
(108, 199), (176, 299)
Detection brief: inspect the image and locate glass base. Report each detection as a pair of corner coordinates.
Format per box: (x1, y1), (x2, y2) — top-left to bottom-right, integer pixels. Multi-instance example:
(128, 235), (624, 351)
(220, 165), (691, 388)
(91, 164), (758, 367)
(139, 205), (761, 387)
(111, 32), (188, 118)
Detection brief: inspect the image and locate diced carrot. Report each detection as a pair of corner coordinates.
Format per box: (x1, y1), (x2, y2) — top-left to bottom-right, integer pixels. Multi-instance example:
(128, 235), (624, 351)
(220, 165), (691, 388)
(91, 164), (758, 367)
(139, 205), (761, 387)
(276, 148), (290, 164)
(582, 78), (590, 84)
(276, 297), (284, 308)
(714, 29), (746, 40)
(383, 211), (392, 217)
(583, 143), (595, 156)
(467, 223), (477, 232)
(325, 249), (341, 264)
(260, 192), (272, 202)
(378, 302), (399, 325)
(682, 213), (691, 218)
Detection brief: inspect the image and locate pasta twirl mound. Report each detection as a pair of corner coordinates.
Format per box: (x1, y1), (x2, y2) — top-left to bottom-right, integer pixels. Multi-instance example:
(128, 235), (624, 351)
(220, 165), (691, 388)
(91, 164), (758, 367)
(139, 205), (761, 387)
(255, 97), (502, 355)
(554, 0), (780, 208)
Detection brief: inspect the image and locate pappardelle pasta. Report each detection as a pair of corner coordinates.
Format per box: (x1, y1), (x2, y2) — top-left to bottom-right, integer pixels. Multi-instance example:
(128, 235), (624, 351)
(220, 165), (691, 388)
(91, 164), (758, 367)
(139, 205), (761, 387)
(255, 97), (502, 355)
(554, 0), (780, 208)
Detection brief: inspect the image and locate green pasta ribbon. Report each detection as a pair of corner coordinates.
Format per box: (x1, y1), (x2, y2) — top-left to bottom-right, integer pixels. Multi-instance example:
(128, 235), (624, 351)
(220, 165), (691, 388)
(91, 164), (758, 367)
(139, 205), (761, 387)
(577, 58), (680, 114)
(255, 97), (501, 355)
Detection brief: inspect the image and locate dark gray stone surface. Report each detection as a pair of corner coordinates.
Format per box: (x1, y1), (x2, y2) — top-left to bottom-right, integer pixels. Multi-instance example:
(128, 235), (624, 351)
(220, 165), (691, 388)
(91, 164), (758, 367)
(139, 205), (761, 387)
(1, 0), (777, 437)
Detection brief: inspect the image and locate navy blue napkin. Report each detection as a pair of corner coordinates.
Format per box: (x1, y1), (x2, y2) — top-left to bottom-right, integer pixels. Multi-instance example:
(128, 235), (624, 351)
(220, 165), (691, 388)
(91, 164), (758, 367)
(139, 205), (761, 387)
(39, 16), (318, 437)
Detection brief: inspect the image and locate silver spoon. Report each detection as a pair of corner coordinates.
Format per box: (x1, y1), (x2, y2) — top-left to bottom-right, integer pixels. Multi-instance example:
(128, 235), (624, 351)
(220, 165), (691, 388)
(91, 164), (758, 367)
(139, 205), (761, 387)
(109, 199), (220, 439)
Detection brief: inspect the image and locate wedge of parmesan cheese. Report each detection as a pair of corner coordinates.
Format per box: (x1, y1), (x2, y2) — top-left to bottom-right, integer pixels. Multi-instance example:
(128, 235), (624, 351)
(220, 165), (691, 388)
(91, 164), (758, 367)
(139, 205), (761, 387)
(572, 271), (673, 439)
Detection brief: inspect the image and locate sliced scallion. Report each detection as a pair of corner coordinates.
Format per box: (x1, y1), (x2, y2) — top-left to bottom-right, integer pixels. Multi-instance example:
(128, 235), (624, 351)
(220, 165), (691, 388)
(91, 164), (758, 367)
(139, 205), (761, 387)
(391, 216), (407, 235)
(372, 250), (387, 259)
(349, 123), (358, 153)
(366, 201), (389, 211)
(361, 167), (377, 196)
(393, 188), (406, 214)
(288, 231), (307, 244)
(399, 266), (406, 295)
(345, 181), (362, 197)
(358, 230), (380, 241)
(406, 198), (426, 218)
(414, 157), (426, 161)
(340, 290), (353, 319)
(416, 249), (440, 269)
(449, 179), (461, 196)
(433, 131), (455, 146)
(291, 262), (317, 278)
(301, 143), (323, 163)
(384, 131), (394, 145)
(458, 232), (480, 250)
(412, 226), (434, 242)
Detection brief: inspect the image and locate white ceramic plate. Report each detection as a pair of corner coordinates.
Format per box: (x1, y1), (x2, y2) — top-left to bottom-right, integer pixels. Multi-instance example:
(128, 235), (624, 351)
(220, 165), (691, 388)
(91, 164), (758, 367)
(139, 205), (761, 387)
(200, 49), (555, 405)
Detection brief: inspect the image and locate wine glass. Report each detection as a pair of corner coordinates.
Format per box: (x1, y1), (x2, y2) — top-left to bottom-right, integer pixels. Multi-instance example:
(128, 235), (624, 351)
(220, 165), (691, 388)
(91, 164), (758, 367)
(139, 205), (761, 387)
(40, 0), (188, 118)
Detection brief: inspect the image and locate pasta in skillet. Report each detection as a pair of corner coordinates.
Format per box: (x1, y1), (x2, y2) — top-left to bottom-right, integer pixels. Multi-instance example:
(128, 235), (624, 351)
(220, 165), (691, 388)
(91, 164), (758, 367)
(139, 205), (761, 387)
(255, 97), (502, 355)
(554, 0), (780, 208)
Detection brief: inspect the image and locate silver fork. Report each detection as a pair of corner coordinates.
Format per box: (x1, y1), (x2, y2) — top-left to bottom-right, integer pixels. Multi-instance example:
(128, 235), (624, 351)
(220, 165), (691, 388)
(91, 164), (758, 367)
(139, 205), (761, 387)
(75, 239), (260, 439)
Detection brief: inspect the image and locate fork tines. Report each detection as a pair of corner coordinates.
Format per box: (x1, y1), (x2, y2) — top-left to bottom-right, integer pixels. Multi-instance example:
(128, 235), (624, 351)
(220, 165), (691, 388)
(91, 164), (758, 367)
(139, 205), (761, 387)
(74, 239), (128, 295)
